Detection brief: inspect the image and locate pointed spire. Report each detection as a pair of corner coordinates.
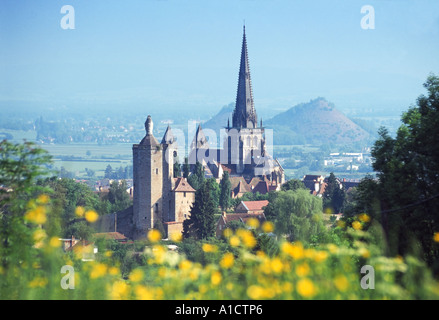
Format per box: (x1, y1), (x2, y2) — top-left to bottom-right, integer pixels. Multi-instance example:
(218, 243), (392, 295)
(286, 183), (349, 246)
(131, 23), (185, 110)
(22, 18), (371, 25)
(161, 124), (175, 145)
(232, 25), (257, 129)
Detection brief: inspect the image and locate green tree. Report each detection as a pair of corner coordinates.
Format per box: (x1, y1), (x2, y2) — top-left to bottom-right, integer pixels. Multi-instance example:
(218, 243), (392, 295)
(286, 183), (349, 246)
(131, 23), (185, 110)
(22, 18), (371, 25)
(182, 157), (190, 179)
(281, 179), (307, 192)
(219, 171), (231, 211)
(370, 75), (439, 266)
(264, 189), (325, 243)
(183, 180), (217, 240)
(188, 161), (205, 190)
(322, 172), (345, 214)
(106, 180), (132, 213)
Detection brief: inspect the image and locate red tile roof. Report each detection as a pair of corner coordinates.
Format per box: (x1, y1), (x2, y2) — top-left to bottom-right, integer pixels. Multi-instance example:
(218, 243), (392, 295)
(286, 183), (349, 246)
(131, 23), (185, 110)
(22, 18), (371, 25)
(94, 232), (127, 240)
(241, 200), (269, 211)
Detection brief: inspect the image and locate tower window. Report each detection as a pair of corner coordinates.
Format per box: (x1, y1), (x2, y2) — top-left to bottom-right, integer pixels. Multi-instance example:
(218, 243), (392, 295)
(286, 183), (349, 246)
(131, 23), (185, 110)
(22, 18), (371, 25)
(156, 168), (158, 174)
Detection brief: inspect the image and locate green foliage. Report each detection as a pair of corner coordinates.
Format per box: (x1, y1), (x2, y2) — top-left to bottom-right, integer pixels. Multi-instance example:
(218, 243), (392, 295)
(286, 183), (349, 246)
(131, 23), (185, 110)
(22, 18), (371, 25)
(183, 180), (218, 240)
(187, 161), (205, 190)
(264, 189), (326, 243)
(219, 171), (231, 211)
(281, 179), (307, 192)
(370, 74), (439, 268)
(322, 172), (346, 214)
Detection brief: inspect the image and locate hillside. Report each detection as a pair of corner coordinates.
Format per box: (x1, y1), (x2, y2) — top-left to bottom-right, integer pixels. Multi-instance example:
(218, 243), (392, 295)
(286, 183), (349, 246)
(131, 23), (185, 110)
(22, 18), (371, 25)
(264, 98), (371, 145)
(202, 102), (234, 133)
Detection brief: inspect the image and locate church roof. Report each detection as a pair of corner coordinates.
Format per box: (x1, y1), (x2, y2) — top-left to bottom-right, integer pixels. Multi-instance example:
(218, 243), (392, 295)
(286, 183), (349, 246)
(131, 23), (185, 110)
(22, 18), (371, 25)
(140, 115), (159, 146)
(232, 26), (257, 129)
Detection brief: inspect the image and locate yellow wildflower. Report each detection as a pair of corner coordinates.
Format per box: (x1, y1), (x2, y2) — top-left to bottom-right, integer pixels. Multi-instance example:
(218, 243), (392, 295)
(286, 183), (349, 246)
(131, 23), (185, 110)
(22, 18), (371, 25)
(295, 263), (310, 277)
(108, 267), (119, 276)
(313, 250), (329, 263)
(281, 241), (304, 260)
(170, 232), (182, 242)
(358, 213), (371, 223)
(29, 277), (48, 288)
(202, 243), (218, 253)
(24, 206), (47, 224)
(37, 194), (49, 204)
(147, 229), (162, 243)
(179, 259), (192, 270)
(211, 271), (222, 286)
(129, 269), (144, 282)
(135, 285), (154, 300)
(261, 221), (274, 233)
(271, 258), (284, 274)
(247, 285), (265, 299)
(359, 247), (370, 259)
(229, 235), (240, 247)
(110, 280), (129, 300)
(75, 206), (85, 217)
(33, 229), (47, 247)
(223, 228), (233, 238)
(434, 232), (439, 243)
(49, 236), (61, 248)
(352, 221), (362, 230)
(85, 210), (99, 223)
(296, 278), (317, 298)
(334, 275), (349, 292)
(236, 229), (256, 248)
(90, 263), (107, 279)
(220, 252), (235, 269)
(246, 217), (260, 229)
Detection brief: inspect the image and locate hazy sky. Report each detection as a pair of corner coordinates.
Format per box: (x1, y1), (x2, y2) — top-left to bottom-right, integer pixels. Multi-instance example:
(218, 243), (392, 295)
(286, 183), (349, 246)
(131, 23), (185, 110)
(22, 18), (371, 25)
(1, 0), (439, 119)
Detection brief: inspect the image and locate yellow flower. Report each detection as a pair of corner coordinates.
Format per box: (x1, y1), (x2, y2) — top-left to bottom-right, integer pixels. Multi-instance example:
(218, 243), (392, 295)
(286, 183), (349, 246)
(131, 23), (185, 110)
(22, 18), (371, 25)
(135, 285), (154, 300)
(49, 236), (61, 248)
(170, 232), (182, 242)
(296, 278), (316, 298)
(359, 247), (370, 259)
(108, 267), (119, 276)
(37, 194), (50, 204)
(434, 232), (439, 243)
(281, 241), (304, 260)
(33, 229), (47, 246)
(236, 229), (256, 248)
(352, 221), (362, 230)
(179, 259), (192, 270)
(247, 285), (265, 299)
(24, 206), (47, 224)
(313, 250), (329, 263)
(28, 277), (48, 288)
(110, 280), (129, 300)
(90, 263), (107, 279)
(223, 228), (233, 238)
(334, 275), (349, 292)
(85, 210), (99, 223)
(270, 258), (284, 274)
(246, 217), (260, 229)
(104, 251), (113, 257)
(202, 243), (218, 253)
(229, 235), (240, 247)
(75, 206), (85, 217)
(147, 229), (162, 243)
(220, 252), (234, 269)
(129, 269), (144, 282)
(261, 221), (274, 233)
(295, 263), (310, 277)
(358, 213), (371, 223)
(211, 271), (222, 286)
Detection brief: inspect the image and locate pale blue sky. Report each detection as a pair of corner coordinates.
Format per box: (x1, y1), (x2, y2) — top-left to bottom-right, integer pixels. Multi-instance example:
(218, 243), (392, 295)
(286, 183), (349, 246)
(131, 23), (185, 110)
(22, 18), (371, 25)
(1, 0), (439, 119)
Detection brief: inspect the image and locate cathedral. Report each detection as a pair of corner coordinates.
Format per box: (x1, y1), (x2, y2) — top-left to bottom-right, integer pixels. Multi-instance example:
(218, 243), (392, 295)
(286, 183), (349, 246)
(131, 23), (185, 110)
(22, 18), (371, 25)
(97, 27), (284, 240)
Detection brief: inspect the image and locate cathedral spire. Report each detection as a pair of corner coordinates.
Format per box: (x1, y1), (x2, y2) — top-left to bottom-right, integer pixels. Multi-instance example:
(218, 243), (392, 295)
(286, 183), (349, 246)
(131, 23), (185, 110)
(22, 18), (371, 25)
(232, 25), (257, 129)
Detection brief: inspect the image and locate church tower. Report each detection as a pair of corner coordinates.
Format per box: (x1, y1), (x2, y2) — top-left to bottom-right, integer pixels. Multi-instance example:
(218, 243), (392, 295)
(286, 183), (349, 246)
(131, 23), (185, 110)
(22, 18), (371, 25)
(226, 26), (265, 175)
(132, 115), (163, 239)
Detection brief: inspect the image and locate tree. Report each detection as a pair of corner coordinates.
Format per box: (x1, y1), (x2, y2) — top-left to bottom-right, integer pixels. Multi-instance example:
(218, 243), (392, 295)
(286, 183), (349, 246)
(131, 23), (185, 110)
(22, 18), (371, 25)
(183, 157), (190, 179)
(281, 179), (307, 192)
(264, 189), (326, 243)
(370, 75), (439, 265)
(104, 165), (113, 179)
(106, 180), (132, 213)
(183, 180), (217, 240)
(322, 172), (345, 214)
(219, 171), (231, 211)
(188, 161), (205, 190)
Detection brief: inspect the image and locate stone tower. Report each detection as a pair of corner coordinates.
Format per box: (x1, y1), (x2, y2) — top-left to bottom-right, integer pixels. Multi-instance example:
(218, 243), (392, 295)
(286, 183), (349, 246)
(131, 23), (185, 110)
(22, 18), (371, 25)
(132, 115), (163, 239)
(161, 125), (177, 222)
(226, 26), (266, 175)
